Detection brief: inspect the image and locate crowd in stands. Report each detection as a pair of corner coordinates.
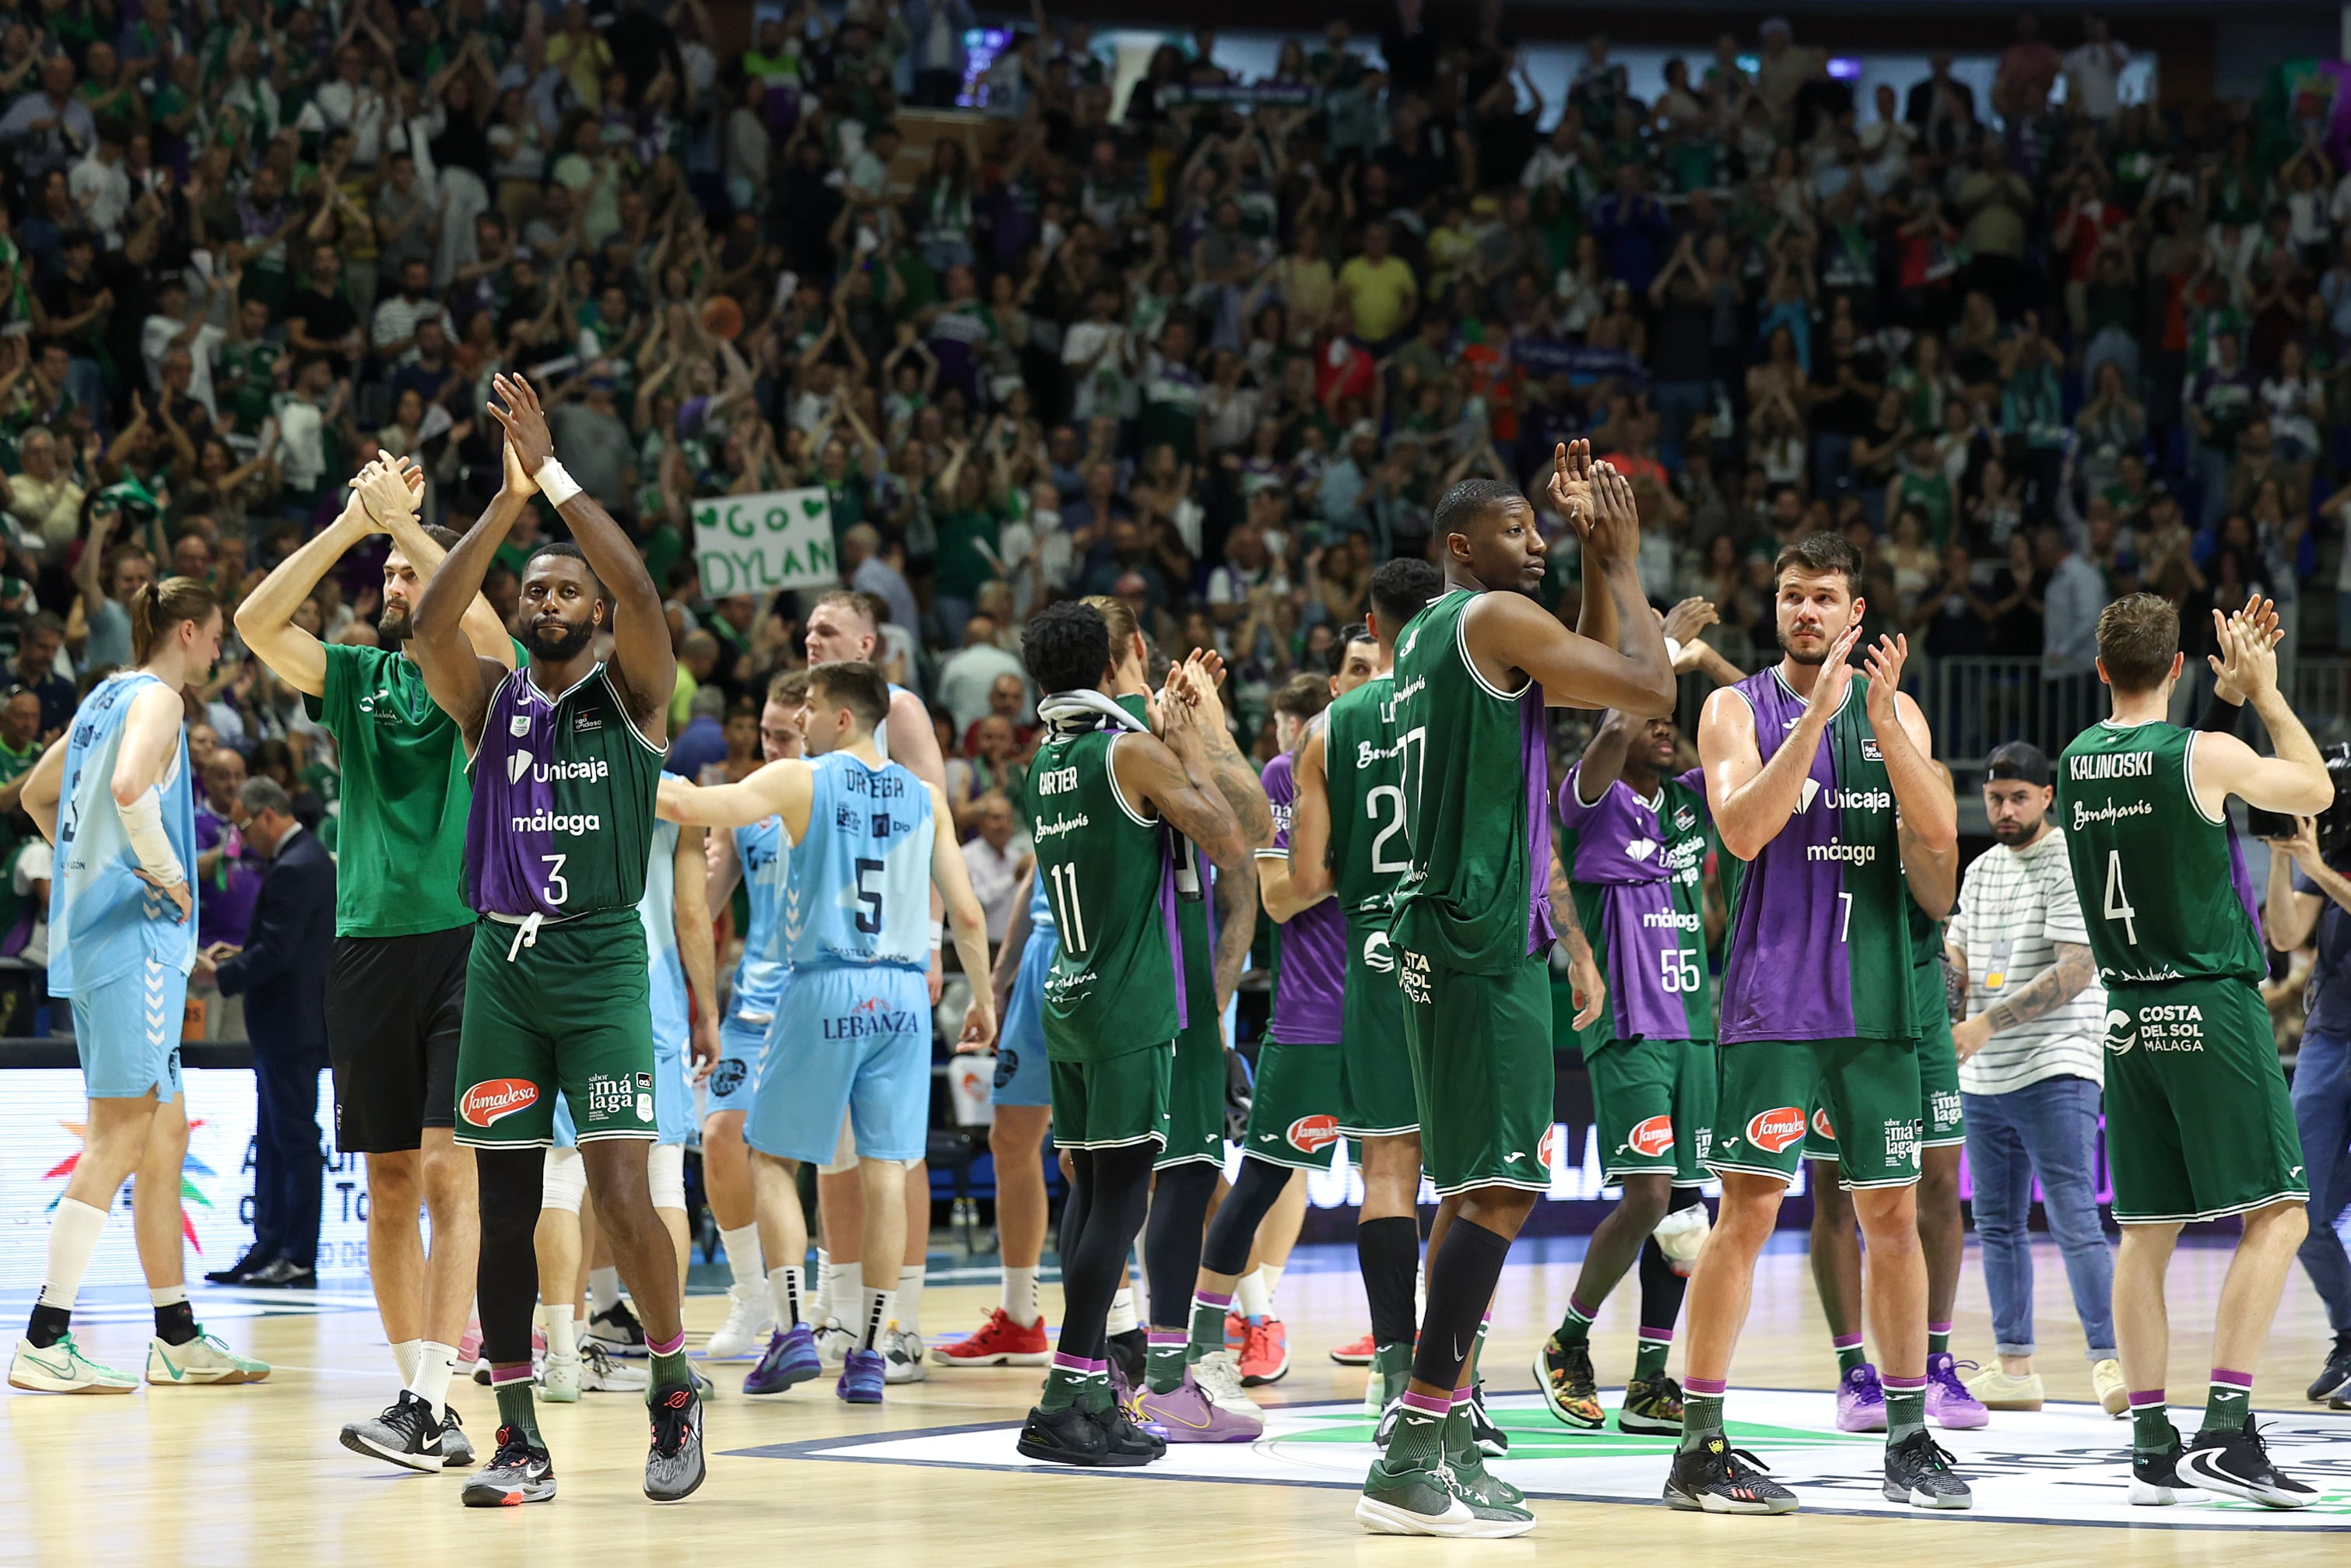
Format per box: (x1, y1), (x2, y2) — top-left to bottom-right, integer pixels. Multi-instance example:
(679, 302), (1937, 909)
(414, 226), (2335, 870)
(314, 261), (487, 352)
(0, 1), (2343, 973)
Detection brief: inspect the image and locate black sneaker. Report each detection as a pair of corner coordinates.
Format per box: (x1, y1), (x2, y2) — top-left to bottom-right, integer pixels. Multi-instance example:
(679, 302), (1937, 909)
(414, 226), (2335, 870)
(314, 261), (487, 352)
(2130, 1434), (2194, 1507)
(339, 1390), (446, 1474)
(590, 1300), (647, 1356)
(1088, 1401), (1164, 1465)
(2308, 1335), (2351, 1403)
(1016, 1401), (1115, 1466)
(1467, 1381), (1508, 1457)
(1534, 1336), (1605, 1429)
(644, 1382), (707, 1502)
(459, 1426), (557, 1507)
(1105, 1327), (1149, 1391)
(2179, 1420), (2318, 1509)
(1883, 1429), (1973, 1510)
(1663, 1435), (1798, 1514)
(1619, 1372), (1686, 1435)
(437, 1405), (475, 1468)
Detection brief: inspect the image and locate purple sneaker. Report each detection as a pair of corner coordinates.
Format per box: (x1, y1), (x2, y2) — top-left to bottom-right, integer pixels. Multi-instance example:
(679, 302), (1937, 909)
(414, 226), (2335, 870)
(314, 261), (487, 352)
(1836, 1363), (1888, 1433)
(1133, 1366), (1263, 1442)
(1925, 1352), (1989, 1429)
(742, 1323), (821, 1398)
(837, 1347), (885, 1404)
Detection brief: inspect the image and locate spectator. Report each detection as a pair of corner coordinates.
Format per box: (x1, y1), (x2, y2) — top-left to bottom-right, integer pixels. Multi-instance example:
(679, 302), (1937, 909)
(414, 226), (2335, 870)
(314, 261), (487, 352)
(668, 684), (728, 782)
(12, 612), (72, 737)
(935, 612), (1028, 735)
(960, 790), (1032, 943)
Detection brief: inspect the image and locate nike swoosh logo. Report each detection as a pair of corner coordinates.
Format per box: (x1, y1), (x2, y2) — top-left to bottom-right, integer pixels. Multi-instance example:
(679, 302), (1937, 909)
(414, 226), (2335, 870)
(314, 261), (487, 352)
(1139, 1401), (1216, 1432)
(1451, 1334), (1465, 1362)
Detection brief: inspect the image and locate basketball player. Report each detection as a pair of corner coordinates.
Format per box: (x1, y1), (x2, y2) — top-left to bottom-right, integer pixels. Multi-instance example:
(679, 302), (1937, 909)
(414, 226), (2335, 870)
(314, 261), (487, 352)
(1355, 450), (1675, 1538)
(2057, 594), (2326, 1509)
(239, 456), (512, 1467)
(932, 858), (1055, 1366)
(1537, 698), (1726, 1436)
(9, 577), (272, 1394)
(799, 590), (947, 1377)
(704, 672), (805, 1365)
(1672, 531), (1965, 1515)
(1016, 601), (1268, 1467)
(1290, 561), (1444, 1406)
(655, 660), (995, 1405)
(538, 775), (720, 1400)
(407, 374), (699, 1506)
(1799, 757), (1988, 1433)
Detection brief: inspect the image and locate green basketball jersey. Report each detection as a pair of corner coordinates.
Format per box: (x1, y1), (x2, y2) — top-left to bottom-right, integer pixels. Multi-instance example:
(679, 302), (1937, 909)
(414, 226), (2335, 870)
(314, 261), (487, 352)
(465, 664), (665, 918)
(307, 641), (476, 937)
(1026, 721), (1179, 1061)
(1907, 892), (1947, 1036)
(1323, 672), (1411, 930)
(2056, 720), (2266, 987)
(1390, 589), (1555, 977)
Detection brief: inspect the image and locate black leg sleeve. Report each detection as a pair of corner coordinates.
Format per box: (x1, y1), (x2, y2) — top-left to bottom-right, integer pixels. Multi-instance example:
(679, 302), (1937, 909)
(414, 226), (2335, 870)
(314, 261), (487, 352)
(474, 1145), (546, 1367)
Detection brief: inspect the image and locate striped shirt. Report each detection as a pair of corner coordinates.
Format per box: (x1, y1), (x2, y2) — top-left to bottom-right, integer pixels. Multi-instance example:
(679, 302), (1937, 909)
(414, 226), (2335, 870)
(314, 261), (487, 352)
(1947, 826), (2107, 1094)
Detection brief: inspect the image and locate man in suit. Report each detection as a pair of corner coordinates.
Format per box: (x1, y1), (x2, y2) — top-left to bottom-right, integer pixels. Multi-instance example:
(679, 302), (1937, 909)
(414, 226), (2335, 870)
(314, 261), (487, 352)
(202, 777), (335, 1287)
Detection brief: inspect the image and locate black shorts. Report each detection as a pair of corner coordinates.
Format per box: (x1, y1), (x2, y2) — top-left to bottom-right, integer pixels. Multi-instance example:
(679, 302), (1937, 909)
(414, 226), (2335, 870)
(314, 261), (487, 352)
(326, 926), (471, 1153)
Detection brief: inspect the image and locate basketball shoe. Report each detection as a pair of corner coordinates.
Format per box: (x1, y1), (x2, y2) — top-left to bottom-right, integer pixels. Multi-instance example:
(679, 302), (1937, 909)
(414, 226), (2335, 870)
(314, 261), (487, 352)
(1619, 1373), (1685, 1435)
(815, 1318), (857, 1367)
(1834, 1363), (1887, 1432)
(1665, 1435), (1798, 1514)
(1363, 1342), (1411, 1418)
(1883, 1429), (1973, 1508)
(590, 1300), (647, 1356)
(1134, 1366), (1262, 1440)
(1331, 1331), (1376, 1366)
(9, 1334), (136, 1394)
(704, 1285), (774, 1361)
(2307, 1334), (2351, 1403)
(1467, 1381), (1508, 1457)
(1237, 1317), (1288, 1385)
(146, 1329), (270, 1384)
(931, 1307), (1050, 1366)
(1190, 1349), (1263, 1430)
(1924, 1352), (1988, 1429)
(2129, 1433), (2195, 1506)
(837, 1346), (886, 1403)
(882, 1328), (926, 1383)
(2179, 1420), (2318, 1509)
(1535, 1335), (1604, 1429)
(644, 1382), (707, 1503)
(744, 1324), (823, 1397)
(1016, 1402), (1118, 1467)
(341, 1390), (454, 1473)
(460, 1426), (556, 1507)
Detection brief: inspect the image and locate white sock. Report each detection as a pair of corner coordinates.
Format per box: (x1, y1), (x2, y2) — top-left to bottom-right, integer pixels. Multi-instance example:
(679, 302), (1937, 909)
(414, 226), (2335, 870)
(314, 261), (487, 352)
(1259, 1262), (1285, 1310)
(36, 1197), (107, 1314)
(1236, 1270), (1269, 1321)
(897, 1265), (925, 1338)
(391, 1338), (424, 1384)
(721, 1223), (765, 1292)
(768, 1265), (805, 1328)
(546, 1308), (578, 1361)
(150, 1283), (188, 1309)
(860, 1286), (896, 1351)
(408, 1342), (458, 1419)
(1002, 1265), (1040, 1328)
(830, 1261), (862, 1328)
(1105, 1286), (1137, 1338)
(587, 1267), (623, 1316)
(809, 1249), (832, 1324)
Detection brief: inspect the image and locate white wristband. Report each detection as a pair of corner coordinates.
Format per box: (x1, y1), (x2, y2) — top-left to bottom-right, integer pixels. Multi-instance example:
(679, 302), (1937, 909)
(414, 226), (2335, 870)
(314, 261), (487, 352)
(1663, 636), (1683, 668)
(928, 919), (945, 952)
(535, 457), (582, 508)
(120, 788), (185, 886)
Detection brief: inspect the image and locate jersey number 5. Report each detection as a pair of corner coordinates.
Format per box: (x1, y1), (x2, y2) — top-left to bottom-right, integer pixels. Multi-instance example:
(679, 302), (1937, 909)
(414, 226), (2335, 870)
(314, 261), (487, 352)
(854, 857), (885, 935)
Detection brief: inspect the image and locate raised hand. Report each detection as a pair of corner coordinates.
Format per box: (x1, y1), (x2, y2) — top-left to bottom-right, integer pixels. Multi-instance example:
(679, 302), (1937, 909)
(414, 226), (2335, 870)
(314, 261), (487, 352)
(487, 372), (554, 474)
(1860, 631), (1910, 719)
(352, 454), (413, 526)
(1809, 619), (1866, 716)
(2209, 591), (2283, 705)
(1583, 458), (1642, 565)
(1545, 437), (1595, 534)
(2212, 599), (2279, 704)
(1660, 595), (1718, 645)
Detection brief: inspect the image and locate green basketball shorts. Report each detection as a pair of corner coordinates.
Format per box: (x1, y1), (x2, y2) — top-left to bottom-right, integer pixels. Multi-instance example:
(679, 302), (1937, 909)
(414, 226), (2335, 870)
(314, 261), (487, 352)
(1586, 1036), (1716, 1185)
(1398, 943), (1556, 1197)
(1156, 1012), (1227, 1170)
(1338, 926), (1416, 1139)
(2104, 979), (2307, 1225)
(454, 911), (657, 1148)
(1050, 1043), (1174, 1152)
(1240, 1040), (1346, 1171)
(1713, 1037), (1921, 1189)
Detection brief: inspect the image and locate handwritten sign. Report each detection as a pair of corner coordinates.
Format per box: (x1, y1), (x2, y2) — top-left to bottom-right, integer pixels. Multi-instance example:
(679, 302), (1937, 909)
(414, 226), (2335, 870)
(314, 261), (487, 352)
(693, 488), (837, 596)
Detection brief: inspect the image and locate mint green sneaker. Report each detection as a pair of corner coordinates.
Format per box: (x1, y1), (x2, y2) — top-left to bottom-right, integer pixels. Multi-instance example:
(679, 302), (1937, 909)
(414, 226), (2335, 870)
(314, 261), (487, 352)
(146, 1328), (271, 1385)
(11, 1333), (138, 1394)
(1356, 1450), (1537, 1538)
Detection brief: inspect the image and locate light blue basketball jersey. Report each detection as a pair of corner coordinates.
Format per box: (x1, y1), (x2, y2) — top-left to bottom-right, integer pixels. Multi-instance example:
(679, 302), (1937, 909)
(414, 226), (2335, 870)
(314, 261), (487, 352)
(871, 682), (910, 761)
(50, 672), (198, 995)
(785, 749), (933, 970)
(638, 773), (690, 1052)
(730, 814), (791, 1021)
(1026, 861), (1054, 935)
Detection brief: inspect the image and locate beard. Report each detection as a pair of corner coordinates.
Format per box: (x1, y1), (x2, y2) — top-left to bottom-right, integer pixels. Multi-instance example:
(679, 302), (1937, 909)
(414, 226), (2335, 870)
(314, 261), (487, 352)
(1989, 818), (2043, 846)
(523, 616), (595, 661)
(377, 603), (412, 644)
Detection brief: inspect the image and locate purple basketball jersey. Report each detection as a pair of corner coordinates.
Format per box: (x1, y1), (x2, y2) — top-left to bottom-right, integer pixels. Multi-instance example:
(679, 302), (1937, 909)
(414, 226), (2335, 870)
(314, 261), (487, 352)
(1261, 751), (1344, 1044)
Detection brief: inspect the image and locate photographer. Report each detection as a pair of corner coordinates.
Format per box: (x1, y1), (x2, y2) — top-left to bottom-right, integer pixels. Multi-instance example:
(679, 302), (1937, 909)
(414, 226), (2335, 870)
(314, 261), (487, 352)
(2265, 810), (2351, 1405)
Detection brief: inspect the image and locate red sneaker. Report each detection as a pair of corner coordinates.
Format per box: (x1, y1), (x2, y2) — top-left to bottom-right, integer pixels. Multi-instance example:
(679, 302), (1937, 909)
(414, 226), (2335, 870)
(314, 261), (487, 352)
(1237, 1317), (1289, 1386)
(1224, 1310), (1246, 1352)
(930, 1307), (1050, 1367)
(1329, 1331), (1376, 1366)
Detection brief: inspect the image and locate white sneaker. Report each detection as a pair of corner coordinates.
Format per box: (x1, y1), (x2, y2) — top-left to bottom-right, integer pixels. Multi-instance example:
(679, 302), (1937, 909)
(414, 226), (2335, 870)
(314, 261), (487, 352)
(816, 1321), (856, 1368)
(706, 1284), (774, 1362)
(1191, 1349), (1265, 1433)
(10, 1334), (137, 1394)
(1961, 1365), (2044, 1412)
(146, 1329), (270, 1385)
(582, 1342), (649, 1392)
(541, 1352), (582, 1402)
(882, 1328), (926, 1384)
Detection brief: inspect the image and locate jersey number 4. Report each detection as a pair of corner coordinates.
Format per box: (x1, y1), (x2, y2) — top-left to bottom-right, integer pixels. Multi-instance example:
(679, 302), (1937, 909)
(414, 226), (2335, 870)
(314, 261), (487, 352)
(2102, 850), (2139, 945)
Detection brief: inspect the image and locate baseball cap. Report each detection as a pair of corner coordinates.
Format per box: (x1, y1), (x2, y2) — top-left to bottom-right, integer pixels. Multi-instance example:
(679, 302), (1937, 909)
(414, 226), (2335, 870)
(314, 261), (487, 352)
(1986, 740), (2051, 786)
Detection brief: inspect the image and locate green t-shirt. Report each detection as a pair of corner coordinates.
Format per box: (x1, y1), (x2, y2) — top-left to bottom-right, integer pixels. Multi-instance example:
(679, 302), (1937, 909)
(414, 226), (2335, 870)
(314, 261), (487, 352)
(301, 641), (485, 937)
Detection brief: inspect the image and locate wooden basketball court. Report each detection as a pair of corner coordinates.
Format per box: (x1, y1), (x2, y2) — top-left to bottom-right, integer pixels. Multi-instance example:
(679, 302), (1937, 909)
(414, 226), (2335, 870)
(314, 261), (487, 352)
(5, 1236), (2346, 1566)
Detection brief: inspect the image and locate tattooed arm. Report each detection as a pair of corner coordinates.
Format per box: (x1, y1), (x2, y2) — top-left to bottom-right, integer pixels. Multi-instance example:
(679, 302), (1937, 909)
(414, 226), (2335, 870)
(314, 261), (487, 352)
(1951, 941), (2096, 1062)
(1209, 855), (1258, 1014)
(1549, 843), (1606, 1030)
(1156, 659), (1274, 863)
